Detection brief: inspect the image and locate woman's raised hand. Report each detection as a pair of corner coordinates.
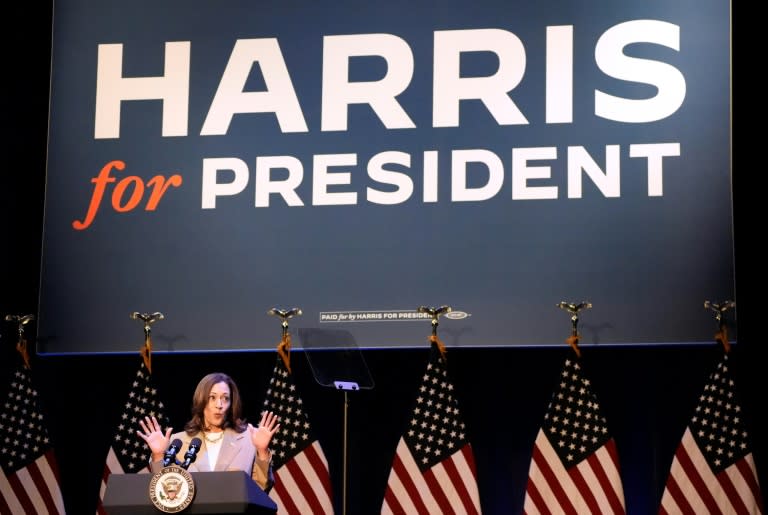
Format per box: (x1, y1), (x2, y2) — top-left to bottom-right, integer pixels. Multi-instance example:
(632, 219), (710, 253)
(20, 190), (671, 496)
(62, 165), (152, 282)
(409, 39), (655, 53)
(248, 410), (280, 457)
(137, 415), (173, 457)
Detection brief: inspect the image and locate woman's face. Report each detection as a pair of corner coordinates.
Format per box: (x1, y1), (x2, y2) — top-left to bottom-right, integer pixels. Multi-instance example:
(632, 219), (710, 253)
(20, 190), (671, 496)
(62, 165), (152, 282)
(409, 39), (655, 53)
(203, 381), (231, 430)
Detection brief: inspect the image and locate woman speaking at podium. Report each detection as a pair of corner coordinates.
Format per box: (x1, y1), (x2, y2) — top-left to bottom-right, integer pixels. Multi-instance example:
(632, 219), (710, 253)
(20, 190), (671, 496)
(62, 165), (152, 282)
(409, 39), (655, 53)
(136, 372), (280, 491)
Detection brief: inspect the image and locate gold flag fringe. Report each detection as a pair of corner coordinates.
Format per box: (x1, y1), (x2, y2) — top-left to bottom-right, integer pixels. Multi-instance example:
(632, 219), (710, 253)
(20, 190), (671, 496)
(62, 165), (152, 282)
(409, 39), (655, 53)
(16, 335), (30, 369)
(429, 334), (447, 360)
(277, 332), (292, 373)
(716, 326), (731, 354)
(140, 333), (153, 374)
(566, 334), (581, 358)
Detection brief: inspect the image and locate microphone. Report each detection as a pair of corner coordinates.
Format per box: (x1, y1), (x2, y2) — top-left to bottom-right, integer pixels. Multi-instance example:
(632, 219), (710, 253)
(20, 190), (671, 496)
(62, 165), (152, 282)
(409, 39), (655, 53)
(181, 438), (202, 469)
(163, 438), (183, 467)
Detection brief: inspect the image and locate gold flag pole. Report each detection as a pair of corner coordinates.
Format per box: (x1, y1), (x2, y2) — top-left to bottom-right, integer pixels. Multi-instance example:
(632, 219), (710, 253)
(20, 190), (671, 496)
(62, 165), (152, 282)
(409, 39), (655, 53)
(130, 311), (164, 373)
(557, 301), (592, 357)
(704, 300), (735, 353)
(4, 314), (35, 369)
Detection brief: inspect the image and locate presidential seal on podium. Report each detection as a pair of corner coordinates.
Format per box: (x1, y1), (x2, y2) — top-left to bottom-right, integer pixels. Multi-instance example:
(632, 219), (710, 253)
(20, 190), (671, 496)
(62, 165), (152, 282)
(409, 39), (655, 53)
(148, 465), (196, 513)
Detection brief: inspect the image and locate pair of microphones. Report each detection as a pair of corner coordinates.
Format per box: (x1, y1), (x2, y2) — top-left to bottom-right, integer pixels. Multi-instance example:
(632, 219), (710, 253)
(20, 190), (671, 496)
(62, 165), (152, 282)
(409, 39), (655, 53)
(162, 437), (202, 469)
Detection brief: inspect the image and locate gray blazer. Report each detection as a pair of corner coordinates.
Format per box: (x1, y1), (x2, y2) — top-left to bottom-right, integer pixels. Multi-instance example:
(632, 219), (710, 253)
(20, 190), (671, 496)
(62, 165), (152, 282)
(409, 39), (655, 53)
(149, 428), (274, 491)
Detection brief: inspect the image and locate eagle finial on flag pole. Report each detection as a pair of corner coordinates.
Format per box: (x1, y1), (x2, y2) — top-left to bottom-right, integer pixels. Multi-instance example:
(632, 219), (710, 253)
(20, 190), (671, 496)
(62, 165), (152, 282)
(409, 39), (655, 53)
(417, 305), (451, 357)
(557, 301), (592, 357)
(130, 311), (164, 373)
(268, 307), (302, 371)
(704, 300), (735, 353)
(4, 313), (34, 369)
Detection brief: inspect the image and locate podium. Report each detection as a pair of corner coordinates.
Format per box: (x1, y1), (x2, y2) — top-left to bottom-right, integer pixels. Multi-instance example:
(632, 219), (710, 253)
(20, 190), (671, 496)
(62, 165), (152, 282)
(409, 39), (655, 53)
(102, 470), (278, 514)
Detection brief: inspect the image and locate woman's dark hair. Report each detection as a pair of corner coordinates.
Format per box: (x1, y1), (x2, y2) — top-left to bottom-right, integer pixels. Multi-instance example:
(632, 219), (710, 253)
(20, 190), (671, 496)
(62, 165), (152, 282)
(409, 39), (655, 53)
(184, 372), (247, 434)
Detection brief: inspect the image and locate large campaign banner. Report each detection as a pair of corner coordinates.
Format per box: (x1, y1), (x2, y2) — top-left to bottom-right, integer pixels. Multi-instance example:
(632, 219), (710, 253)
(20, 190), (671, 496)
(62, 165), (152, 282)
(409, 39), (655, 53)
(38, 0), (733, 354)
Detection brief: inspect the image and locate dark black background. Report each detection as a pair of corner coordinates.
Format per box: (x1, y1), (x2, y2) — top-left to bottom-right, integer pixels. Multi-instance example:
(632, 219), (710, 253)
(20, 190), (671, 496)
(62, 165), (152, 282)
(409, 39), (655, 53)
(2, 4), (761, 514)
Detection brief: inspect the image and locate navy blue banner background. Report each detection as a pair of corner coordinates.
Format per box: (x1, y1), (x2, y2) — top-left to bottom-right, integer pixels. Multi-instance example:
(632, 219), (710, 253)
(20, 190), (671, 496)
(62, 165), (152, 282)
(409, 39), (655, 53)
(39, 0), (732, 354)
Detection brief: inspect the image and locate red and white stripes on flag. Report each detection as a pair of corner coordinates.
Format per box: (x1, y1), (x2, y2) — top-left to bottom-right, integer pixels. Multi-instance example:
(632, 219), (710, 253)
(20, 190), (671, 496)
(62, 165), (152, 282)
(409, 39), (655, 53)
(525, 427), (625, 513)
(0, 450), (65, 515)
(659, 353), (764, 514)
(381, 341), (482, 515)
(262, 353), (334, 514)
(523, 354), (626, 515)
(96, 446), (152, 515)
(383, 439), (480, 514)
(0, 366), (66, 515)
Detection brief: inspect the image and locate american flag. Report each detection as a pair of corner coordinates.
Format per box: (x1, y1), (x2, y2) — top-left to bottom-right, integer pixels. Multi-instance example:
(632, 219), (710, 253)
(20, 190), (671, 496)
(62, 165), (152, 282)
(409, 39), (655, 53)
(261, 351), (334, 514)
(381, 340), (482, 515)
(95, 360), (169, 515)
(523, 353), (626, 514)
(0, 363), (67, 514)
(659, 353), (764, 514)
